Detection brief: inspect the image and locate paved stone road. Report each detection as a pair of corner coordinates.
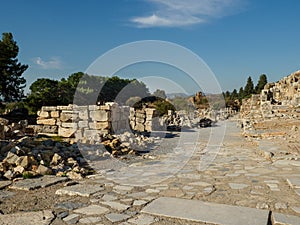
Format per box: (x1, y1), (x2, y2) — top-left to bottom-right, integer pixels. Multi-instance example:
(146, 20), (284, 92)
(0, 121), (299, 224)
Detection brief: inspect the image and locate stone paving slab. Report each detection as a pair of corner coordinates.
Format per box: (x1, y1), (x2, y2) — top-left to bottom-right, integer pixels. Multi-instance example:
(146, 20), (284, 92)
(0, 181), (11, 190)
(142, 197), (269, 225)
(287, 177), (300, 189)
(272, 212), (300, 225)
(0, 210), (54, 225)
(73, 204), (109, 215)
(55, 184), (104, 197)
(9, 176), (68, 191)
(105, 213), (131, 222)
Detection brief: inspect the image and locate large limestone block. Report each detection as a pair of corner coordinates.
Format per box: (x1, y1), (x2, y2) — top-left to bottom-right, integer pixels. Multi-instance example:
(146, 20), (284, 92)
(61, 122), (78, 128)
(90, 110), (110, 122)
(60, 111), (79, 122)
(135, 123), (145, 132)
(37, 111), (50, 118)
(41, 106), (57, 111)
(50, 110), (60, 118)
(37, 118), (56, 125)
(58, 127), (76, 138)
(89, 122), (111, 130)
(78, 110), (89, 120)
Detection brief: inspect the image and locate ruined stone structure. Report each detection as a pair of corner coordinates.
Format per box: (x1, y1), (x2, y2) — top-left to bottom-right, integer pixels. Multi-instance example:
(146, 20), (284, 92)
(36, 103), (161, 139)
(240, 70), (300, 132)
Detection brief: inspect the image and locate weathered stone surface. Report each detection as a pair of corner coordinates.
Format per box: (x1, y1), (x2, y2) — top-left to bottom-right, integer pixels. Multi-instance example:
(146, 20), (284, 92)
(142, 197), (269, 225)
(127, 214), (156, 225)
(229, 183), (249, 190)
(37, 118), (56, 126)
(55, 184), (104, 197)
(60, 111), (78, 122)
(50, 111), (60, 118)
(105, 213), (131, 223)
(272, 212), (300, 225)
(9, 176), (67, 191)
(42, 106), (57, 111)
(90, 110), (110, 122)
(89, 121), (110, 130)
(36, 164), (52, 175)
(133, 200), (147, 206)
(62, 214), (80, 224)
(37, 111), (50, 118)
(79, 216), (102, 224)
(58, 127), (76, 138)
(54, 201), (87, 210)
(0, 210), (54, 225)
(101, 201), (130, 211)
(0, 181), (11, 189)
(73, 204), (109, 215)
(4, 152), (19, 165)
(287, 177), (300, 189)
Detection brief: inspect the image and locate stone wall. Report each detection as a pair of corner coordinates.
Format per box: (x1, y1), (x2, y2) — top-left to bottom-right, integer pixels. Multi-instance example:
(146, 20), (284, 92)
(36, 103), (161, 139)
(240, 70), (300, 131)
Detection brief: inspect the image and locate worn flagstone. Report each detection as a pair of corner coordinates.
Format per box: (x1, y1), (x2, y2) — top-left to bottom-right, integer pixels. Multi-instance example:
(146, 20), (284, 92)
(9, 176), (68, 191)
(272, 212), (300, 225)
(55, 183), (104, 197)
(142, 197), (269, 225)
(0, 210), (54, 225)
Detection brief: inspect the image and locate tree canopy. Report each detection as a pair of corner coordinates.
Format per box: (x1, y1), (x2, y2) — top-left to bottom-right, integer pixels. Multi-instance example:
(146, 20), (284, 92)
(0, 32), (28, 102)
(26, 73), (150, 112)
(243, 76), (255, 98)
(255, 74), (268, 94)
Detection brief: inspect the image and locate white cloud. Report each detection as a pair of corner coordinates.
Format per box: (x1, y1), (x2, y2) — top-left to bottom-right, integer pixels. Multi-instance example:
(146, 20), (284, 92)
(34, 57), (62, 69)
(131, 0), (245, 28)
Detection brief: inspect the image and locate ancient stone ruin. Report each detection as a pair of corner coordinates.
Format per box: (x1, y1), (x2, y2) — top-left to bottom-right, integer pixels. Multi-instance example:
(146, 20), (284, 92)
(240, 70), (300, 138)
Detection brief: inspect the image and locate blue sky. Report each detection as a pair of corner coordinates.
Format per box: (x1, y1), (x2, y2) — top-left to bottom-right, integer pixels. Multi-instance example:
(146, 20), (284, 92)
(1, 0), (300, 94)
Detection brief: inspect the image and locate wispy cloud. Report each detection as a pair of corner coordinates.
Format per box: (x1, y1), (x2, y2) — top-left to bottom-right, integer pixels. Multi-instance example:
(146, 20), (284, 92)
(34, 57), (62, 69)
(131, 0), (245, 28)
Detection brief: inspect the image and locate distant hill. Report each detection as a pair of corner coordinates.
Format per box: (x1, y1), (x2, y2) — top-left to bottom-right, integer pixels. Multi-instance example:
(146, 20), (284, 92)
(166, 93), (189, 99)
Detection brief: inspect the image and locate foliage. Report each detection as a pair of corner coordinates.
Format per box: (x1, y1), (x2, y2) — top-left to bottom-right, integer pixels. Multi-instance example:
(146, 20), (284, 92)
(255, 74), (267, 94)
(74, 75), (149, 105)
(154, 99), (175, 116)
(132, 96), (175, 116)
(238, 87), (244, 100)
(25, 78), (60, 113)
(0, 32), (28, 102)
(153, 89), (167, 99)
(243, 76), (255, 98)
(26, 73), (149, 113)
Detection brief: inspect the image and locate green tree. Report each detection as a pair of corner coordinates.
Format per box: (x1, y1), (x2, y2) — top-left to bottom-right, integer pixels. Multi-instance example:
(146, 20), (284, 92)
(153, 89), (167, 99)
(238, 87), (244, 100)
(255, 74), (268, 94)
(244, 76), (254, 98)
(230, 89), (238, 100)
(0, 32), (28, 102)
(59, 72), (84, 105)
(25, 78), (60, 112)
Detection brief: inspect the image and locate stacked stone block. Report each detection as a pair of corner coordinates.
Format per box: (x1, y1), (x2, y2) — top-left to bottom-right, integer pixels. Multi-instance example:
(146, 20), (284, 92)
(129, 108), (160, 132)
(36, 104), (159, 138)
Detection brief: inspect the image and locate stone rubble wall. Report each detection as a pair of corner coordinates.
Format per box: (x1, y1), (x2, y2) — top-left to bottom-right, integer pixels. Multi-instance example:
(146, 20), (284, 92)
(240, 70), (300, 131)
(36, 103), (161, 139)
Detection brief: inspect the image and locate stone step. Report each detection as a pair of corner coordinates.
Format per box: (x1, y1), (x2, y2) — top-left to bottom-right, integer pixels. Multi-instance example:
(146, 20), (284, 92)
(142, 197), (269, 225)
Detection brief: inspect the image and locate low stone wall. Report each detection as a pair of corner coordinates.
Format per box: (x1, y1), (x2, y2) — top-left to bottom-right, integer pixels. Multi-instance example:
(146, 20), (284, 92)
(36, 103), (161, 139)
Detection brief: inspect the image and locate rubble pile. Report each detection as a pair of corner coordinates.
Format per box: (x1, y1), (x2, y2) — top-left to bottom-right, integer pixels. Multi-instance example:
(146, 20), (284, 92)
(0, 118), (32, 140)
(101, 131), (159, 156)
(0, 136), (91, 180)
